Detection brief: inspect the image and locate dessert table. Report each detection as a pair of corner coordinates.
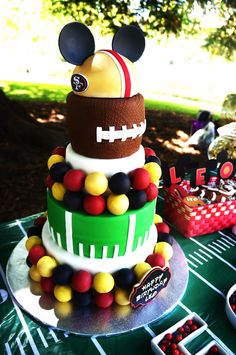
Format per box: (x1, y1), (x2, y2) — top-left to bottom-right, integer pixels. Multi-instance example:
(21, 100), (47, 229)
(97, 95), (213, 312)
(1, 199), (235, 354)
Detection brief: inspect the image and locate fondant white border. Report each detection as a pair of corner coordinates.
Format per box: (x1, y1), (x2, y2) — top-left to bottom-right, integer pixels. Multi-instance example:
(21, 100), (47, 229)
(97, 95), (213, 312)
(66, 144), (145, 177)
(42, 221), (157, 274)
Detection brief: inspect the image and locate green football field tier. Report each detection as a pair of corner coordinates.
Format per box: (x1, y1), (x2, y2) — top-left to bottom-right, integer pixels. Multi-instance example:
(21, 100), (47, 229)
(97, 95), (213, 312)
(47, 191), (156, 259)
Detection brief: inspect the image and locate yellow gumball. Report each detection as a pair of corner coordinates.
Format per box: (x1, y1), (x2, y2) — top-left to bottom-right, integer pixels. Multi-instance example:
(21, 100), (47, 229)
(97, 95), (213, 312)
(154, 214), (163, 224)
(144, 162), (162, 183)
(54, 301), (73, 318)
(52, 182), (66, 201)
(37, 256), (57, 277)
(25, 236), (42, 251)
(93, 272), (115, 293)
(107, 194), (129, 215)
(47, 154), (64, 170)
(134, 262), (151, 281)
(54, 285), (72, 303)
(85, 172), (108, 196)
(154, 242), (173, 261)
(114, 288), (130, 306)
(29, 265), (41, 282)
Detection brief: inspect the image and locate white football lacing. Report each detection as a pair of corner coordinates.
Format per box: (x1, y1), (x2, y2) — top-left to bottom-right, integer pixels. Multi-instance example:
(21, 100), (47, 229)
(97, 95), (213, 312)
(96, 119), (146, 143)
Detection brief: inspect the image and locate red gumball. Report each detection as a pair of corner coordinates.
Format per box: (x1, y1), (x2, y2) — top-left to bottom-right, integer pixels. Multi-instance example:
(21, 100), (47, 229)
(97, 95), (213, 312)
(145, 183), (158, 201)
(34, 216), (47, 229)
(40, 277), (54, 293)
(83, 195), (106, 215)
(146, 253), (165, 268)
(63, 169), (86, 191)
(130, 168), (150, 190)
(71, 270), (92, 293)
(155, 222), (170, 234)
(94, 291), (114, 308)
(45, 174), (54, 189)
(144, 147), (156, 157)
(28, 245), (46, 265)
(52, 146), (66, 157)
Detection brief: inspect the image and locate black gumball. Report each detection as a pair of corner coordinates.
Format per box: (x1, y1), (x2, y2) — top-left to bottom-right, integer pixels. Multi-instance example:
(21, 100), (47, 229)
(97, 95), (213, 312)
(26, 255), (32, 267)
(73, 290), (93, 307)
(127, 189), (147, 209)
(27, 226), (42, 238)
(145, 155), (161, 166)
(158, 233), (173, 245)
(109, 172), (131, 194)
(52, 264), (74, 285)
(63, 191), (83, 211)
(114, 268), (136, 288)
(49, 162), (71, 182)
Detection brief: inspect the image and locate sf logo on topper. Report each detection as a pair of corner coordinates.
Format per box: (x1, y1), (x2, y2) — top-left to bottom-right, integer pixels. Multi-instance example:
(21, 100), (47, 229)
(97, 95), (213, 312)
(71, 73), (88, 92)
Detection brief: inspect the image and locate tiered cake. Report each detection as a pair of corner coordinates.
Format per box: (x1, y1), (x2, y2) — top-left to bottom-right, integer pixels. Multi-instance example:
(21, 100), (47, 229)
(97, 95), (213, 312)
(25, 23), (173, 309)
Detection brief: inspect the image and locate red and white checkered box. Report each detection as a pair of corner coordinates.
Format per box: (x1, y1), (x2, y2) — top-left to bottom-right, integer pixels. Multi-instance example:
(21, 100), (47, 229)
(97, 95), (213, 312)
(163, 179), (236, 238)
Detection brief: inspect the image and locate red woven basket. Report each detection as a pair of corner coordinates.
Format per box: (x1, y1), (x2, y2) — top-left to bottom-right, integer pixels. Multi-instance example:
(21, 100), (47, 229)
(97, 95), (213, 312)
(163, 179), (236, 238)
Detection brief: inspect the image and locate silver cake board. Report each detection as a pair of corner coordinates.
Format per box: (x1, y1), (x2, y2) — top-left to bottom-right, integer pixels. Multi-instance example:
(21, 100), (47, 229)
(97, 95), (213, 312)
(6, 237), (188, 336)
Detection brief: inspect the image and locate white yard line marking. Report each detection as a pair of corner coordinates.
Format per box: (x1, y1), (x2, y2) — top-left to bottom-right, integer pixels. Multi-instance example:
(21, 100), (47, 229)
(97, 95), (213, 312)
(16, 337), (26, 355)
(216, 239), (230, 249)
(179, 301), (191, 314)
(220, 237), (234, 246)
(186, 258), (198, 268)
(37, 328), (48, 348)
(208, 244), (222, 253)
(144, 325), (156, 338)
(0, 265), (40, 355)
(198, 248), (213, 259)
(225, 236), (236, 244)
(218, 231), (236, 243)
(48, 328), (60, 343)
(212, 241), (226, 251)
(190, 238), (236, 272)
(194, 251), (208, 262)
(5, 342), (12, 355)
(188, 267), (225, 298)
(189, 254), (203, 265)
(179, 302), (235, 355)
(16, 219), (27, 237)
(91, 336), (107, 355)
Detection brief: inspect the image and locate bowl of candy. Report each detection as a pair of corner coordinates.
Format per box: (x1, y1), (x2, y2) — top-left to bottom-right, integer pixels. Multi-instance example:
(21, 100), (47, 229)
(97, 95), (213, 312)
(225, 284), (236, 328)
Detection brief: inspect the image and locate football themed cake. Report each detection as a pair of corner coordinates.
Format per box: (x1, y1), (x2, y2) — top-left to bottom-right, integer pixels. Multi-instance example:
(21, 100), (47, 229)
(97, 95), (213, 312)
(25, 22), (174, 309)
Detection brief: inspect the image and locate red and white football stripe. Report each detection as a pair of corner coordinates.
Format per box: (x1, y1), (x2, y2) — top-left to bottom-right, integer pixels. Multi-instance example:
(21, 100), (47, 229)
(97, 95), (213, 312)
(99, 49), (132, 97)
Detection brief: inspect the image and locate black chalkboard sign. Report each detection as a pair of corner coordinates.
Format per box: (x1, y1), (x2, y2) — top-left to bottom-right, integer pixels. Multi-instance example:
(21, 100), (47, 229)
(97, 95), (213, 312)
(130, 266), (171, 308)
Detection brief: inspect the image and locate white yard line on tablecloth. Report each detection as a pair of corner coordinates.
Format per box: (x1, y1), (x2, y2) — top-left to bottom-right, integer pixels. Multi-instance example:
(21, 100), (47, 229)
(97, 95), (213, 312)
(0, 265), (40, 355)
(188, 267), (225, 298)
(91, 336), (107, 355)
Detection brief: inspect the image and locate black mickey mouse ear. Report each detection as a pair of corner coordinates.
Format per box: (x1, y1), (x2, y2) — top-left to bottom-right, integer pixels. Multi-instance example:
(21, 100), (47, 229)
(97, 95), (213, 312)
(112, 25), (145, 62)
(59, 22), (95, 65)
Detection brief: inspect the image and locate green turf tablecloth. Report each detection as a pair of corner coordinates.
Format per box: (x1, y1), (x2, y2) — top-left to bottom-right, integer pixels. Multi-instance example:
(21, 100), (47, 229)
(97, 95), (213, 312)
(0, 209), (236, 355)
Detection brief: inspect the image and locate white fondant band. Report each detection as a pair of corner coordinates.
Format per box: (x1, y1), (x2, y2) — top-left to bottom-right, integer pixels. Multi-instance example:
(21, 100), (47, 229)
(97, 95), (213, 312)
(66, 144), (145, 177)
(125, 214), (136, 254)
(42, 221), (157, 274)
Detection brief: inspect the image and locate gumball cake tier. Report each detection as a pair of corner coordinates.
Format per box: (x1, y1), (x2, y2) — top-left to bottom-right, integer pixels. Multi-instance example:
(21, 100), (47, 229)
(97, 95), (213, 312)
(45, 190), (156, 259)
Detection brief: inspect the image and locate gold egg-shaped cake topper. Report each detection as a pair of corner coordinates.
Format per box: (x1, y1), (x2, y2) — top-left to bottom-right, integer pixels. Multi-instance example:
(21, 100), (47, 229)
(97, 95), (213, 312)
(59, 22), (145, 98)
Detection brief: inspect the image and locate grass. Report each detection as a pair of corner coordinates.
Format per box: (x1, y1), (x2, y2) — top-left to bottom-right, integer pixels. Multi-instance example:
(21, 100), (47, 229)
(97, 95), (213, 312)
(1, 80), (221, 119)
